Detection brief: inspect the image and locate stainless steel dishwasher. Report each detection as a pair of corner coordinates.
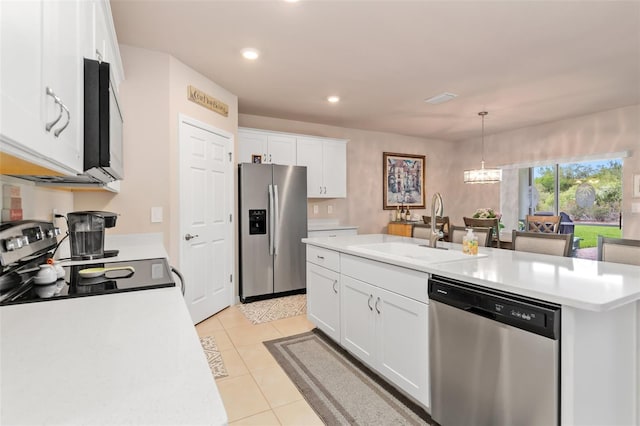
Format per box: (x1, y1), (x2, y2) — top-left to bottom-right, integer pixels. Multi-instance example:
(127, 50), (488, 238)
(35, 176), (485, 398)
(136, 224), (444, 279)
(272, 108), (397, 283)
(428, 275), (561, 426)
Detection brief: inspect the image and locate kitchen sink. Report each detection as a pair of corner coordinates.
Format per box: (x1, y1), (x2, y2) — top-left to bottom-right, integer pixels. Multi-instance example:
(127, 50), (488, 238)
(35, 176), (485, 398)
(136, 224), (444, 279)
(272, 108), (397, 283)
(347, 242), (487, 264)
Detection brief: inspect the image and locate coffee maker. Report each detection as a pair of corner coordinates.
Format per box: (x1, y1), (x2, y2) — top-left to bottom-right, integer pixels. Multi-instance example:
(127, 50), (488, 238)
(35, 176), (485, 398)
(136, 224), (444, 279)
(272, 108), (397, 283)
(67, 211), (119, 260)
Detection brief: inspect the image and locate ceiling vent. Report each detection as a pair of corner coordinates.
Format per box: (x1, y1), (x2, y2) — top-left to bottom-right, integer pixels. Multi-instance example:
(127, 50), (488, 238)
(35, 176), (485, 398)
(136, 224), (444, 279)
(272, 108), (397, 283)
(424, 92), (458, 105)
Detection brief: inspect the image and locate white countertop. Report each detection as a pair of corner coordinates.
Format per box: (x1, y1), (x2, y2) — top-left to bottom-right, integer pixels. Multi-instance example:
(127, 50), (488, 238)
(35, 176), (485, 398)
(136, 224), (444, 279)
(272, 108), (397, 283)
(302, 233), (640, 312)
(1, 233), (227, 425)
(1, 288), (226, 425)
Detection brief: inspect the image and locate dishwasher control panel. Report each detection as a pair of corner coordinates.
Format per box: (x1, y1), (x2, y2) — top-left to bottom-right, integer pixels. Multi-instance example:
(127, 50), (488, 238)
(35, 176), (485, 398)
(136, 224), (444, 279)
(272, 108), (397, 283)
(429, 275), (560, 340)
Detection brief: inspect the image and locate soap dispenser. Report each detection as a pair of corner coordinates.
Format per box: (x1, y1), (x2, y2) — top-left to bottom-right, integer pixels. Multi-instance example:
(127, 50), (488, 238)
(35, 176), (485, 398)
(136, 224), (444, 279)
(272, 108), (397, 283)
(463, 228), (478, 255)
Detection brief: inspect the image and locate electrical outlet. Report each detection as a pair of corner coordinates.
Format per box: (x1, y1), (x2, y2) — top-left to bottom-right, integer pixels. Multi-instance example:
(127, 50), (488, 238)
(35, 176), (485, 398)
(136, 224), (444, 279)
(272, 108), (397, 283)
(151, 207), (163, 223)
(328, 205), (333, 214)
(313, 205), (319, 214)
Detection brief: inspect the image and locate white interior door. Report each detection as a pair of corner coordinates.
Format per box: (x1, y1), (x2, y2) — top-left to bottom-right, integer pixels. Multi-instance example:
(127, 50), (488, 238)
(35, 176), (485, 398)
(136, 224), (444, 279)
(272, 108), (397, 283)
(179, 116), (233, 324)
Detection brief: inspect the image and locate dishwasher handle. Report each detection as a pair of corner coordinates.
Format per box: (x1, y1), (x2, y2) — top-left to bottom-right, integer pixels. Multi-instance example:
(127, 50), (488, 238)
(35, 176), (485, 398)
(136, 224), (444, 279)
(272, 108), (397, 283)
(465, 306), (497, 321)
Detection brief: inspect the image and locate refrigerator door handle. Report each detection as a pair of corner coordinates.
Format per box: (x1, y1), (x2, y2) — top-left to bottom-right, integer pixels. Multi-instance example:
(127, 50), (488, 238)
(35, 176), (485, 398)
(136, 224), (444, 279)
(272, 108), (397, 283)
(268, 184), (275, 255)
(274, 184), (280, 255)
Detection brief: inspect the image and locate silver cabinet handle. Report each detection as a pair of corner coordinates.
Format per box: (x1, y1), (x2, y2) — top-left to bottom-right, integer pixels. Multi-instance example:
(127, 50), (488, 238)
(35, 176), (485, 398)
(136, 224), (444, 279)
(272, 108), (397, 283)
(332, 279), (338, 294)
(53, 103), (70, 137)
(316, 255), (325, 260)
(324, 186), (327, 194)
(375, 297), (381, 314)
(319, 186), (323, 194)
(45, 87), (63, 132)
(269, 154), (272, 162)
(367, 294), (373, 311)
(184, 233), (199, 241)
(264, 153), (267, 162)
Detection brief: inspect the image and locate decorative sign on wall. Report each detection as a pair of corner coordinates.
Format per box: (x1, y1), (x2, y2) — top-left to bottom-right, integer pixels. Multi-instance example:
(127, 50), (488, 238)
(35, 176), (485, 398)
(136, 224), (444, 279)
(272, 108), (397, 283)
(187, 85), (229, 117)
(383, 152), (426, 209)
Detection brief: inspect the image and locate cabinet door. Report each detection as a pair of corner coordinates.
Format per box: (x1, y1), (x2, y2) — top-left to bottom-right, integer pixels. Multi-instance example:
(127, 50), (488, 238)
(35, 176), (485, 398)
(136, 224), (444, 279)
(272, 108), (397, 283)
(0, 1), (43, 154)
(296, 137), (323, 197)
(238, 131), (268, 163)
(322, 140), (347, 198)
(340, 275), (376, 366)
(267, 134), (296, 165)
(388, 222), (413, 237)
(41, 0), (83, 173)
(375, 287), (429, 407)
(307, 263), (340, 342)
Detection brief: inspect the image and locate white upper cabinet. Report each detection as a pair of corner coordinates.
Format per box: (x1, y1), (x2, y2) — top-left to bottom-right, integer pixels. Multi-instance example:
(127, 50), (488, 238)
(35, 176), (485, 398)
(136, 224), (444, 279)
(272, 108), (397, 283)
(40, 0), (83, 172)
(92, 0), (124, 90)
(238, 128), (296, 165)
(0, 1), (44, 163)
(0, 0), (123, 176)
(297, 136), (347, 198)
(0, 0), (84, 174)
(238, 128), (347, 198)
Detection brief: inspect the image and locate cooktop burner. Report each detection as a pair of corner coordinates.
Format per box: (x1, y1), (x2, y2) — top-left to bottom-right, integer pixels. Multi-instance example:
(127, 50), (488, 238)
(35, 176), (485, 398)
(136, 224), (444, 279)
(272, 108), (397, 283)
(0, 258), (176, 306)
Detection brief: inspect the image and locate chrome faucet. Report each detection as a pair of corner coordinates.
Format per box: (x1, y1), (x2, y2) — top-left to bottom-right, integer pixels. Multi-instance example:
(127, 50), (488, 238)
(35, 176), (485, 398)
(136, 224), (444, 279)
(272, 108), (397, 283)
(429, 193), (444, 248)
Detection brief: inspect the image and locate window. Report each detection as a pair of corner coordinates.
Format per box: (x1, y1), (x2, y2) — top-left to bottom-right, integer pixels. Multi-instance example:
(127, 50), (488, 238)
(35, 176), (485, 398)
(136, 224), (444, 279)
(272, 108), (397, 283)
(521, 158), (623, 251)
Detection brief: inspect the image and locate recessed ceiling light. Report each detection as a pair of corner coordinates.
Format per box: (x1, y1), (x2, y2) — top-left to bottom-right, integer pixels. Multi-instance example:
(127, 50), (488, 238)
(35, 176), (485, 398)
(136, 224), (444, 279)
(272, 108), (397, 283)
(327, 96), (340, 103)
(241, 48), (259, 60)
(284, 0), (299, 2)
(424, 92), (458, 105)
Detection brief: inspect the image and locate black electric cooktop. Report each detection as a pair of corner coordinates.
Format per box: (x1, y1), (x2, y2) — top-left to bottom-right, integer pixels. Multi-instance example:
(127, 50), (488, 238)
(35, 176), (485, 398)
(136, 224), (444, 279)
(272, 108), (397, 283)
(0, 258), (176, 306)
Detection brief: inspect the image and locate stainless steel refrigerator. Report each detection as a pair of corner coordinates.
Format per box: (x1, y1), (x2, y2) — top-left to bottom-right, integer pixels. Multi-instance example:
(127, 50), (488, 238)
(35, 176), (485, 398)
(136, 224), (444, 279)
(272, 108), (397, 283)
(239, 163), (307, 302)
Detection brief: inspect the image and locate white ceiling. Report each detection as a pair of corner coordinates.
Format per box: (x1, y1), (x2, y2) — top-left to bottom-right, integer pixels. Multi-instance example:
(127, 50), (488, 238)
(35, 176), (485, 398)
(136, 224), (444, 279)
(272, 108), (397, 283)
(110, 0), (640, 141)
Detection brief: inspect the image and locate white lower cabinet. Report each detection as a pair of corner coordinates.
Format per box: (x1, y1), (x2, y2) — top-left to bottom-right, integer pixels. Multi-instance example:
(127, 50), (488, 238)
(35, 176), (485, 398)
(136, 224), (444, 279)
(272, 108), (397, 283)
(307, 263), (341, 342)
(341, 274), (429, 407)
(306, 246), (430, 408)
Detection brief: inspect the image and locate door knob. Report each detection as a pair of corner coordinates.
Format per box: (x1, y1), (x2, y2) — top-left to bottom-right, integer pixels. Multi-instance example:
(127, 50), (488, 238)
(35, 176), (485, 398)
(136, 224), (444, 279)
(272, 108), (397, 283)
(184, 233), (199, 241)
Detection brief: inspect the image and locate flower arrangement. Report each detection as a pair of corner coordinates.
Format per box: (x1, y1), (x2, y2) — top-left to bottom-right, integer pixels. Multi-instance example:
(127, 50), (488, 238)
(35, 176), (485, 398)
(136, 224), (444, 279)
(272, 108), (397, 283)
(472, 208), (500, 219)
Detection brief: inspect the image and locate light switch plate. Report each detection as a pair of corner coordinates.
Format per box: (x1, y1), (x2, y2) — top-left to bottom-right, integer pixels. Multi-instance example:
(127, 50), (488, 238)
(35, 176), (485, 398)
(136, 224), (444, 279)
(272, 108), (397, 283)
(328, 205), (333, 214)
(313, 205), (319, 214)
(151, 206), (163, 223)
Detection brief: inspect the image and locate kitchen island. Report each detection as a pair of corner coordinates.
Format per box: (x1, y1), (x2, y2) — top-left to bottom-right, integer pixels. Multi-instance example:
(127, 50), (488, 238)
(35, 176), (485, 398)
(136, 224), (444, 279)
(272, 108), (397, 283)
(0, 234), (227, 425)
(303, 233), (640, 426)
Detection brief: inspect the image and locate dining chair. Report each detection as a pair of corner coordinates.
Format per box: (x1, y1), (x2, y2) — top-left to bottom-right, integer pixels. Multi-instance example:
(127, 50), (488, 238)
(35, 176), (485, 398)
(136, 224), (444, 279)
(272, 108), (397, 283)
(421, 216), (450, 242)
(449, 225), (494, 247)
(596, 236), (640, 266)
(525, 215), (561, 233)
(512, 230), (572, 257)
(463, 217), (500, 248)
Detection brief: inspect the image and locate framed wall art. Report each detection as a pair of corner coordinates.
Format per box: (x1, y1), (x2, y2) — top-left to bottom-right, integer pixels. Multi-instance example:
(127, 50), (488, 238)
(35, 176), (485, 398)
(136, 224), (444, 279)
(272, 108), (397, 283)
(251, 154), (262, 164)
(383, 152), (426, 209)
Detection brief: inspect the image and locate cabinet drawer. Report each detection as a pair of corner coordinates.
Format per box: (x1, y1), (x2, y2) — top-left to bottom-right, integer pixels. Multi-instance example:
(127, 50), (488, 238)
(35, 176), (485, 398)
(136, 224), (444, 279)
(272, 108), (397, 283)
(307, 245), (340, 271)
(308, 228), (357, 238)
(340, 254), (428, 302)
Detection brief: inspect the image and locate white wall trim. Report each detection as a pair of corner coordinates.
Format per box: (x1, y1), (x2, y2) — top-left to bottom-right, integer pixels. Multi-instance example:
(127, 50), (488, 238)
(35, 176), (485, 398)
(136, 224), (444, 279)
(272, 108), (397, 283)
(499, 150), (631, 170)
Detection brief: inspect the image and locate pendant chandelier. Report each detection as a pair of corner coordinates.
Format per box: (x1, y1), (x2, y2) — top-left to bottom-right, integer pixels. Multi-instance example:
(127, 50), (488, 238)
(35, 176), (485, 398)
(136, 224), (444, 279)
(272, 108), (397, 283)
(463, 111), (502, 184)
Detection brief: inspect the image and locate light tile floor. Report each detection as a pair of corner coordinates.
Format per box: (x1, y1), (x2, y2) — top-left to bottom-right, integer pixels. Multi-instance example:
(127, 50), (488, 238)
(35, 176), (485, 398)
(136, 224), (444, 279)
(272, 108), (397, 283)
(195, 305), (323, 425)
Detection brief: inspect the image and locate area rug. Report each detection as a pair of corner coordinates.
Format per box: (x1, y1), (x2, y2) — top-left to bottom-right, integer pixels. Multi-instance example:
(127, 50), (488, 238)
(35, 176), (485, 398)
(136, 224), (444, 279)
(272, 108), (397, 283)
(238, 294), (306, 324)
(264, 329), (434, 425)
(199, 336), (228, 379)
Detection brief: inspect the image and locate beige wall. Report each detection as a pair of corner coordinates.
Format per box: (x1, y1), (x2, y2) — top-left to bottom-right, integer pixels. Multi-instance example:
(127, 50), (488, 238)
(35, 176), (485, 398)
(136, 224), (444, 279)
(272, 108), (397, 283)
(239, 114), (453, 234)
(447, 104), (640, 239)
(0, 176), (73, 231)
(75, 45), (238, 264)
(74, 45), (171, 253)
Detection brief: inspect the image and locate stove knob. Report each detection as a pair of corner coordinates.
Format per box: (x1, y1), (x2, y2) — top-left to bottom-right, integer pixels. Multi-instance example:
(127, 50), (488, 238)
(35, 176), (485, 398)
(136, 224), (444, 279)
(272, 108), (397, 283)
(47, 228), (61, 238)
(4, 236), (23, 251)
(19, 236), (29, 246)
